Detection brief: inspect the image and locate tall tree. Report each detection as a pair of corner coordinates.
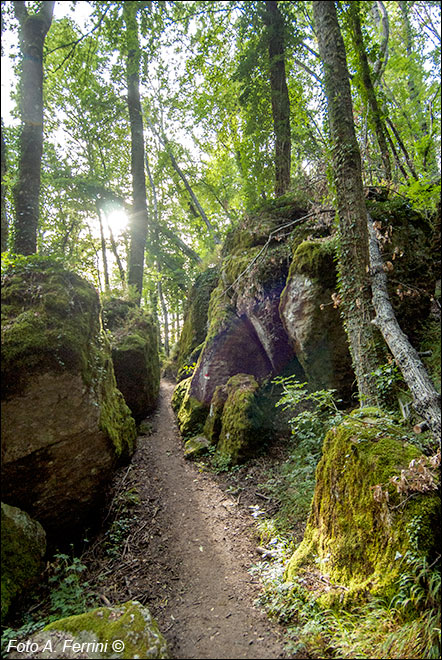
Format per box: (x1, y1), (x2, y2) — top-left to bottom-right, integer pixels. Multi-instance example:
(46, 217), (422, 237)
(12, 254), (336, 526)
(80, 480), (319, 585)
(124, 1), (149, 303)
(1, 122), (8, 252)
(12, 0), (55, 255)
(349, 1), (392, 181)
(313, 0), (380, 405)
(261, 0), (291, 196)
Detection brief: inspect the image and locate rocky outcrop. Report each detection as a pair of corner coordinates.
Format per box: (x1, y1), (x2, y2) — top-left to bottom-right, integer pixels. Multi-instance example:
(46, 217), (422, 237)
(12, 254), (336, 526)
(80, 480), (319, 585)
(1, 502), (46, 621)
(1, 259), (137, 540)
(103, 299), (160, 422)
(279, 238), (354, 401)
(285, 408), (440, 604)
(174, 267), (219, 382)
(9, 601), (169, 659)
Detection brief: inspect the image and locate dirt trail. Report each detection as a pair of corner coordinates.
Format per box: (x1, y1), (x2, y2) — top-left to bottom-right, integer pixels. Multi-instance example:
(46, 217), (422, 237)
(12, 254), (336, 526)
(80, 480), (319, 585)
(127, 380), (287, 659)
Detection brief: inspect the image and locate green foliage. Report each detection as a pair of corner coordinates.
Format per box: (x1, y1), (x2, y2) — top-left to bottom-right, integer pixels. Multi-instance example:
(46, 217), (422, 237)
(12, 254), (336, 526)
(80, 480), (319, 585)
(47, 551), (93, 621)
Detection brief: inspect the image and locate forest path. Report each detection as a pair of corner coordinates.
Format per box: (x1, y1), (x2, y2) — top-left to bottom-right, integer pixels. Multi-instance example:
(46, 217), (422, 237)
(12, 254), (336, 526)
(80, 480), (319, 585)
(124, 379), (287, 659)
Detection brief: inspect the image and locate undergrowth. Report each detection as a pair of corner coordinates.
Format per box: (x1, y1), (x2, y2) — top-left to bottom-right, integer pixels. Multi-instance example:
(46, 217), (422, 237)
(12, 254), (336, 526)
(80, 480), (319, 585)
(250, 377), (441, 659)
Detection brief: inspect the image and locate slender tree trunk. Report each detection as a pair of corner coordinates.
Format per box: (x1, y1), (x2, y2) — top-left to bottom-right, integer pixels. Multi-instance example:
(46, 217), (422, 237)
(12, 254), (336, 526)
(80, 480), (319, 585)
(104, 216), (125, 284)
(12, 1), (55, 255)
(1, 121), (8, 252)
(158, 278), (169, 356)
(349, 2), (391, 181)
(124, 2), (148, 303)
(313, 0), (380, 405)
(97, 209), (110, 291)
(262, 0), (291, 196)
(367, 214), (441, 438)
(146, 118), (220, 245)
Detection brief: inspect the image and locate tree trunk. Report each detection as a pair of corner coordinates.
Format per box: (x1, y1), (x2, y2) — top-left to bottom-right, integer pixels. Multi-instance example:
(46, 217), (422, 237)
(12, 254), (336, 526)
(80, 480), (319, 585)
(158, 278), (169, 357)
(367, 214), (441, 438)
(97, 208), (110, 291)
(124, 2), (149, 303)
(313, 0), (380, 405)
(349, 2), (391, 181)
(146, 118), (220, 245)
(1, 121), (8, 252)
(12, 1), (55, 255)
(262, 0), (291, 196)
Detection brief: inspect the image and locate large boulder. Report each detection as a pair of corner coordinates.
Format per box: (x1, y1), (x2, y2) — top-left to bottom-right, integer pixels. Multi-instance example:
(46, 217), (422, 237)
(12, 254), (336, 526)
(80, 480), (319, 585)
(188, 201), (308, 406)
(7, 601), (169, 659)
(1, 502), (46, 622)
(285, 408), (440, 604)
(1, 259), (137, 540)
(103, 299), (160, 422)
(279, 238), (354, 401)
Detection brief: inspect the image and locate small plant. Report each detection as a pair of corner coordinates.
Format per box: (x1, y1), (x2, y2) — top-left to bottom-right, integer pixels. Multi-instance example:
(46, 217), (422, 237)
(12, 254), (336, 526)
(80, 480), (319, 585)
(47, 550), (94, 620)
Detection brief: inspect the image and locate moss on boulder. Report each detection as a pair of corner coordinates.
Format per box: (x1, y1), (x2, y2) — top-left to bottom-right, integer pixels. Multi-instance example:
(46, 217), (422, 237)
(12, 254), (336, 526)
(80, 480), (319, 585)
(103, 299), (160, 422)
(36, 601), (169, 658)
(216, 374), (264, 465)
(183, 435), (210, 459)
(203, 384), (228, 445)
(175, 267), (219, 381)
(1, 258), (136, 540)
(280, 238), (354, 400)
(172, 376), (208, 438)
(285, 409), (440, 605)
(1, 502), (46, 622)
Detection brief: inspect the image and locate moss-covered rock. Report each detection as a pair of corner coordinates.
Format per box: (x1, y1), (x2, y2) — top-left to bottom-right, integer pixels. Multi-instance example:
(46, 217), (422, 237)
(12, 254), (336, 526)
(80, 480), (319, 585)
(24, 601), (168, 658)
(183, 435), (210, 459)
(1, 259), (136, 540)
(171, 376), (192, 413)
(175, 267), (219, 382)
(176, 388), (209, 439)
(1, 502), (46, 622)
(216, 374), (264, 465)
(280, 238), (354, 400)
(203, 384), (228, 445)
(103, 299), (160, 422)
(285, 410), (440, 604)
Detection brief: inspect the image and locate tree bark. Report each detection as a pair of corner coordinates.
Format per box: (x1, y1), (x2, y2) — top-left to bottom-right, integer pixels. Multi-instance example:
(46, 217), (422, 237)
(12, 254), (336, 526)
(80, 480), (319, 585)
(367, 214), (441, 438)
(313, 0), (380, 405)
(158, 277), (169, 357)
(97, 208), (110, 291)
(349, 2), (391, 181)
(262, 0), (291, 196)
(12, 1), (55, 255)
(1, 121), (8, 252)
(124, 1), (149, 303)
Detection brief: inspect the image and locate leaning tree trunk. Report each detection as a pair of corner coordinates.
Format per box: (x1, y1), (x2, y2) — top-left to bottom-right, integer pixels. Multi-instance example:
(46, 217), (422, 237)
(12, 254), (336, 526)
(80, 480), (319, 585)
(262, 0), (291, 196)
(124, 2), (149, 304)
(349, 2), (391, 181)
(1, 121), (8, 252)
(313, 0), (380, 405)
(367, 214), (441, 438)
(12, 0), (55, 255)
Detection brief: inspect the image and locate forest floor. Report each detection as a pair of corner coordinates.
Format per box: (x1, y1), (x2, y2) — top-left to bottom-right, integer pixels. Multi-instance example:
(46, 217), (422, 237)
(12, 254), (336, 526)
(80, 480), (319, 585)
(85, 379), (293, 659)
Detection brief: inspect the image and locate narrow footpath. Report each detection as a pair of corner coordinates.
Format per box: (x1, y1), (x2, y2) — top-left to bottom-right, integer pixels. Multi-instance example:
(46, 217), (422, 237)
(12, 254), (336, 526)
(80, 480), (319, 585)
(121, 379), (287, 659)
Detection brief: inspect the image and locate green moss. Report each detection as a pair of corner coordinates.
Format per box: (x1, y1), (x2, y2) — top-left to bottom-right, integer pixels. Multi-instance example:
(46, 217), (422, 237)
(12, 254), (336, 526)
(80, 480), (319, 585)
(203, 384), (228, 445)
(171, 377), (192, 413)
(177, 391), (209, 438)
(44, 600), (169, 659)
(183, 435), (210, 459)
(1, 503), (46, 622)
(216, 374), (264, 465)
(285, 411), (440, 605)
(289, 238), (337, 289)
(1, 260), (136, 460)
(175, 268), (219, 378)
(103, 300), (160, 421)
